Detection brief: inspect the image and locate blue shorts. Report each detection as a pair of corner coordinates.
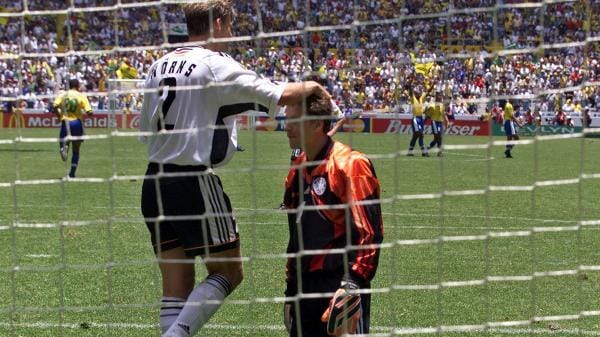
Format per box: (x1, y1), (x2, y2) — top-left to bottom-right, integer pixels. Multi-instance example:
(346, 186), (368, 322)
(504, 120), (516, 137)
(432, 120), (444, 135)
(411, 116), (424, 133)
(59, 119), (84, 142)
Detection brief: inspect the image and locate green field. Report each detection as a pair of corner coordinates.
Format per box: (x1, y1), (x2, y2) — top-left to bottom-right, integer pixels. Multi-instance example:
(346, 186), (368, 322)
(0, 128), (599, 337)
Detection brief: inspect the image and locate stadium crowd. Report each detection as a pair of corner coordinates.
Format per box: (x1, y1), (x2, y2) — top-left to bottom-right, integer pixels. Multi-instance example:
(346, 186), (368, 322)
(1, 0), (599, 121)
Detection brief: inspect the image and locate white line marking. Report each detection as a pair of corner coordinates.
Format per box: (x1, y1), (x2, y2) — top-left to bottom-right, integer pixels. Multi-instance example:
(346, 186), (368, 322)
(0, 322), (598, 335)
(25, 254), (53, 258)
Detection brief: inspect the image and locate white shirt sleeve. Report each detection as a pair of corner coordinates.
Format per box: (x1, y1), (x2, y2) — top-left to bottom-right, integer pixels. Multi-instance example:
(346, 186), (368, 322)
(138, 77), (156, 144)
(210, 56), (284, 117)
(331, 100), (344, 118)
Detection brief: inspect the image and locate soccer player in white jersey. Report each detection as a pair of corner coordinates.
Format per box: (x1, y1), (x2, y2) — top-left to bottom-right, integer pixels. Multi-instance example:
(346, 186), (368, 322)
(139, 2), (331, 337)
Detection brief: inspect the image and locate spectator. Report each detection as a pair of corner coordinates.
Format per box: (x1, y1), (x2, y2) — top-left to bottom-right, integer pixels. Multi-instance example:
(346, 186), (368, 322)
(0, 0), (598, 119)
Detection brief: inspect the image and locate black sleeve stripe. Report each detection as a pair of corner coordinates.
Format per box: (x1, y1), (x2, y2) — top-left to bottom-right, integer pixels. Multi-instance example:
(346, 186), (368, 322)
(218, 103), (269, 118)
(211, 103), (269, 165)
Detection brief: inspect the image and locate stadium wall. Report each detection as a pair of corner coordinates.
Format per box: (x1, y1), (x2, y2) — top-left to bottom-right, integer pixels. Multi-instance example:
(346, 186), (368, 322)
(2, 112), (598, 136)
(244, 114), (491, 136)
(0, 112), (140, 129)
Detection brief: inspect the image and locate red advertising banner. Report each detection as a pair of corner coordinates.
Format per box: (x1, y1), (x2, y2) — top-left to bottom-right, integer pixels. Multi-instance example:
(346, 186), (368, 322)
(370, 117), (490, 136)
(1, 113), (141, 129)
(249, 116), (372, 133)
(2, 113), (489, 136)
(123, 114), (141, 129)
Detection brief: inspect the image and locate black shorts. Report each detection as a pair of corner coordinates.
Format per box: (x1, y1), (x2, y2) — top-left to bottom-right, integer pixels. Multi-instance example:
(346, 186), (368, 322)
(288, 272), (371, 337)
(141, 162), (239, 257)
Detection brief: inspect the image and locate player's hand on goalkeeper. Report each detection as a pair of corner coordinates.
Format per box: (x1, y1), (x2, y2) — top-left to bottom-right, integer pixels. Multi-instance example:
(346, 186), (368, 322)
(320, 282), (361, 336)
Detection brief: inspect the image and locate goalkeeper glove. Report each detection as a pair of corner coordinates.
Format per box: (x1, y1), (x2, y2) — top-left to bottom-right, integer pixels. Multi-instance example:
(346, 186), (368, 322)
(320, 283), (361, 336)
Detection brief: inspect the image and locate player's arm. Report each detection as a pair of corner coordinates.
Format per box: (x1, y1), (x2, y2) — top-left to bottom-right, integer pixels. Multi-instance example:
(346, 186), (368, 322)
(511, 114), (523, 127)
(327, 100), (346, 137)
(407, 85), (414, 98)
(278, 81), (331, 106)
(283, 242), (297, 333)
(424, 105), (432, 120)
(52, 94), (62, 116)
(443, 106), (450, 128)
(214, 57), (330, 117)
(80, 94), (93, 116)
(425, 83), (434, 95)
(321, 156), (383, 336)
(327, 117), (345, 137)
(345, 156), (383, 285)
(138, 77), (156, 144)
(283, 168), (301, 296)
(282, 168), (302, 331)
(446, 104), (455, 123)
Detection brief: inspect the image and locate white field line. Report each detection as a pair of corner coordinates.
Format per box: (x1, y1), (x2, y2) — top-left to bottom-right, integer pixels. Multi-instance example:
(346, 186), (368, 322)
(3, 205), (585, 224)
(0, 321), (599, 336)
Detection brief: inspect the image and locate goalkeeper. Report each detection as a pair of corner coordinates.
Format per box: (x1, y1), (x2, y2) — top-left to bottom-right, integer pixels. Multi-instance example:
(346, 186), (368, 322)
(282, 94), (384, 336)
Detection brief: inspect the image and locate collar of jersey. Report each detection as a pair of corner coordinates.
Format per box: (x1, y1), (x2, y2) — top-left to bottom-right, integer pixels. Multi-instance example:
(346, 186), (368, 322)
(306, 137), (333, 174)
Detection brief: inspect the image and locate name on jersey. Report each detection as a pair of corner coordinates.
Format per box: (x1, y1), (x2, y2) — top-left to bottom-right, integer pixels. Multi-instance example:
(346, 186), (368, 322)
(149, 59), (197, 79)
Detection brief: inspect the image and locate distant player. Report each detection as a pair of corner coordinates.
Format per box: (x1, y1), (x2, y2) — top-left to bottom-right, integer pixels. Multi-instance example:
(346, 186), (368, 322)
(426, 93), (449, 156)
(503, 100), (522, 158)
(561, 98), (575, 127)
(52, 79), (92, 178)
(583, 108), (592, 128)
(407, 86), (429, 157)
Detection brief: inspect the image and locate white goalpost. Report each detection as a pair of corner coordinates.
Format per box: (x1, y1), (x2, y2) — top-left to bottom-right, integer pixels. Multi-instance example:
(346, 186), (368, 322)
(107, 79), (146, 115)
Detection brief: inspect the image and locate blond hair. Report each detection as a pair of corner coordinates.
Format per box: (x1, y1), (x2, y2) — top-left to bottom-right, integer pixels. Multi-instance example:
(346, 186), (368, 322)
(183, 0), (236, 36)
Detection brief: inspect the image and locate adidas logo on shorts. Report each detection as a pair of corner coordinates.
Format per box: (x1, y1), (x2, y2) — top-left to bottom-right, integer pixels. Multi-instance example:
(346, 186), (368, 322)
(177, 323), (191, 335)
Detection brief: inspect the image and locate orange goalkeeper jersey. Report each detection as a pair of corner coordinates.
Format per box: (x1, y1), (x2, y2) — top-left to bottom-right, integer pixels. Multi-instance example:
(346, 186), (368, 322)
(283, 139), (383, 294)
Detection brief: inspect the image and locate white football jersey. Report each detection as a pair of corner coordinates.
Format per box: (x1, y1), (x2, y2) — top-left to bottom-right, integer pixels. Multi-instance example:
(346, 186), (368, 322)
(140, 46), (284, 167)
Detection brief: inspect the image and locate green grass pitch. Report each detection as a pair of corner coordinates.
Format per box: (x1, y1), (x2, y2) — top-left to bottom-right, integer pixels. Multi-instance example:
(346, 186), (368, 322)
(0, 128), (599, 337)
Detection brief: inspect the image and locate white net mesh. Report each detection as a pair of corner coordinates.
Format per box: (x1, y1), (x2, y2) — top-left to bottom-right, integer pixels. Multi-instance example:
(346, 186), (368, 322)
(0, 0), (599, 336)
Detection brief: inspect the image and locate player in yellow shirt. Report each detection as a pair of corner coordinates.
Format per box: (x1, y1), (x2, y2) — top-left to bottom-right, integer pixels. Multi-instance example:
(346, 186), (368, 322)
(426, 93), (449, 156)
(407, 86), (429, 156)
(52, 79), (93, 178)
(502, 100), (522, 158)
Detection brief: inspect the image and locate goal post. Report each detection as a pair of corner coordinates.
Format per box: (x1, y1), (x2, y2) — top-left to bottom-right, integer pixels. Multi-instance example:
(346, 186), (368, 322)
(106, 79), (146, 115)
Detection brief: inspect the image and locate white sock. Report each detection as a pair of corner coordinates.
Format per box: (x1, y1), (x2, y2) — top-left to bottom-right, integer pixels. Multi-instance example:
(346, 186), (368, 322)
(160, 297), (185, 333)
(162, 274), (232, 337)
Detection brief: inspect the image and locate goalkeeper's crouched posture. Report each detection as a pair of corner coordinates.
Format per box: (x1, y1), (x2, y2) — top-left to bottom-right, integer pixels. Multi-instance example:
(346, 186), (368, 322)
(282, 94), (384, 336)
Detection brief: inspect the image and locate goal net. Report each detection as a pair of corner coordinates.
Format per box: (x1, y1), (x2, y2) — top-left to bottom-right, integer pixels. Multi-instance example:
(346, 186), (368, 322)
(0, 1), (599, 337)
(107, 79), (145, 114)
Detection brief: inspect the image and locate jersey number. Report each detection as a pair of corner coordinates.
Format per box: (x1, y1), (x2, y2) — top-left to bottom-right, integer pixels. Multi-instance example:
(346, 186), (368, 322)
(62, 97), (78, 114)
(158, 77), (176, 131)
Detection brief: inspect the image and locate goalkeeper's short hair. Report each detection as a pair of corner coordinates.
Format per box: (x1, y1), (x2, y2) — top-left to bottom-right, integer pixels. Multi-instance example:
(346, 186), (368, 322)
(304, 94), (333, 133)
